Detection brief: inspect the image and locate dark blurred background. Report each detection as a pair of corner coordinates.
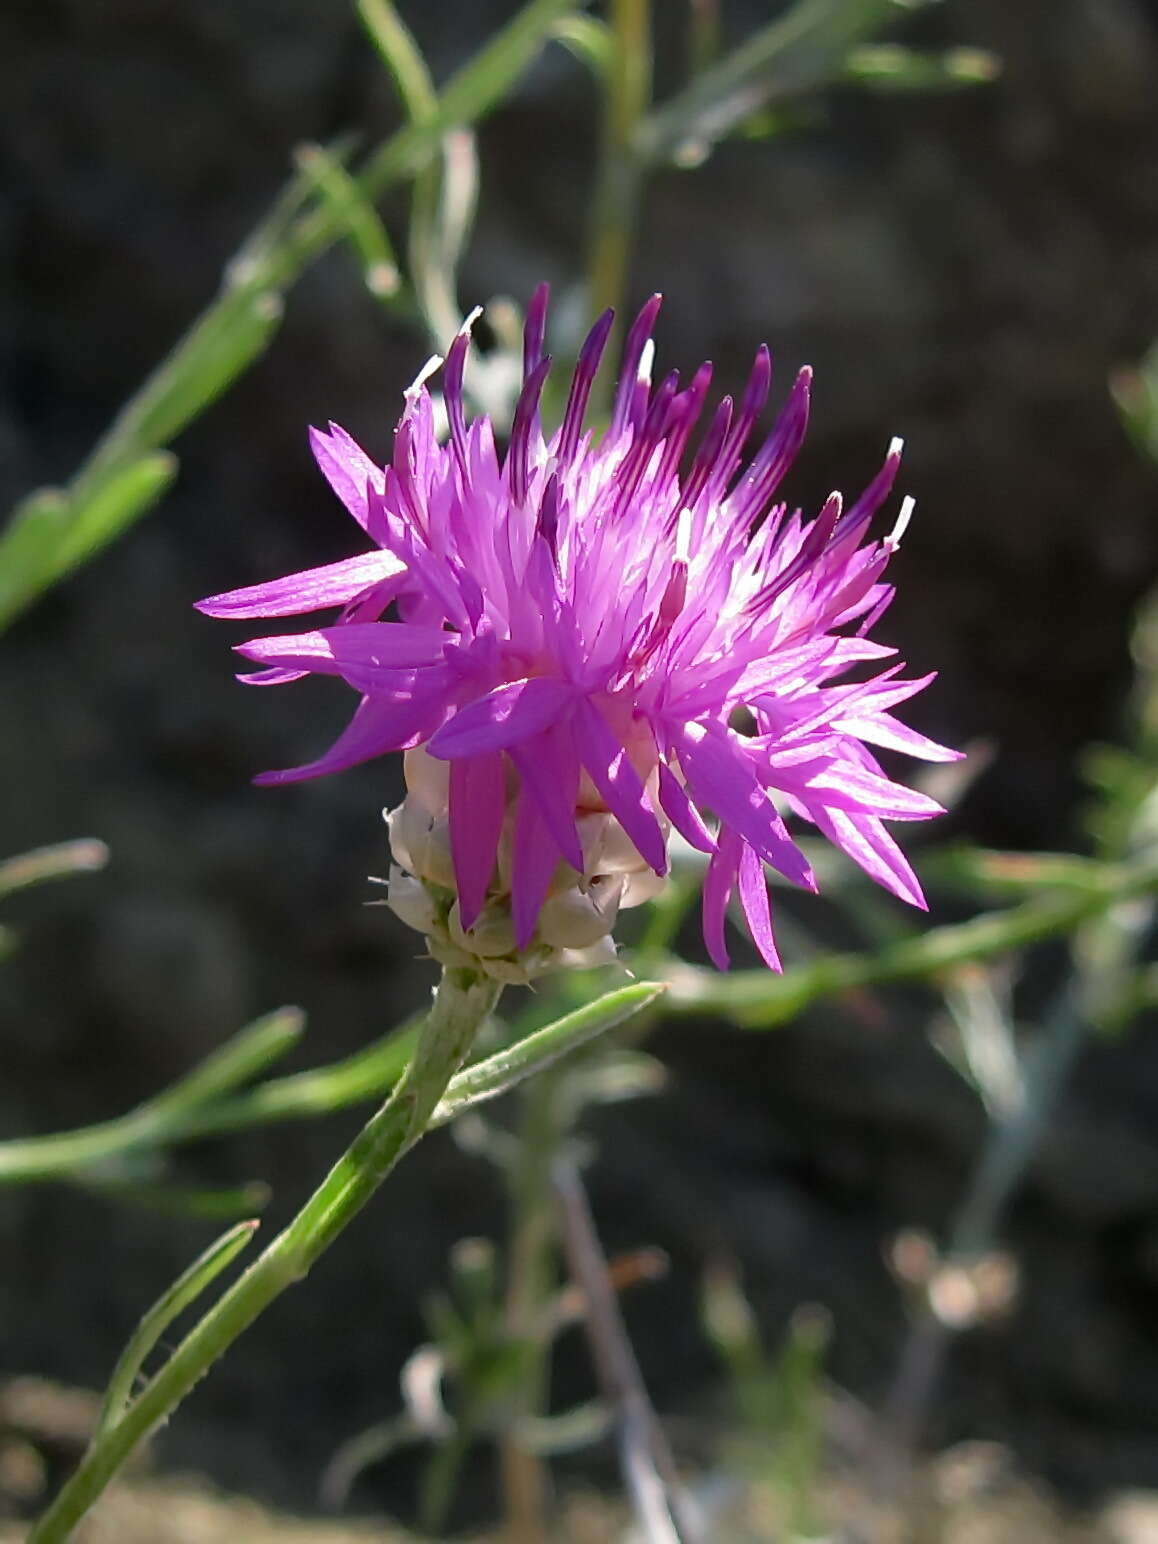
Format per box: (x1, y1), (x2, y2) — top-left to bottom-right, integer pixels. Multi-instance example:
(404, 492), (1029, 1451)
(3, 0), (1158, 1524)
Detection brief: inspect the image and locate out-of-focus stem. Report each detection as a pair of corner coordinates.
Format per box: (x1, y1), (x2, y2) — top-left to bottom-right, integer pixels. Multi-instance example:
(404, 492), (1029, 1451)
(879, 985), (1087, 1473)
(554, 1159), (701, 1544)
(419, 1408), (476, 1538)
(0, 0), (575, 631)
(28, 968), (500, 1544)
(586, 0), (652, 399)
(499, 1064), (570, 1544)
(661, 853), (1158, 1028)
(879, 870), (1155, 1490)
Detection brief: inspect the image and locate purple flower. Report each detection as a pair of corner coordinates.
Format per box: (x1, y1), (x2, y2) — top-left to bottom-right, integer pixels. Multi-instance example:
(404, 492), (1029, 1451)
(198, 287), (958, 970)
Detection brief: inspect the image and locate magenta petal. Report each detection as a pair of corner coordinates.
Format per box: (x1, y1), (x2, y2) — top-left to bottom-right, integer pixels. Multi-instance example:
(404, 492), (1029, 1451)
(837, 712), (963, 763)
(675, 721), (814, 890)
(657, 761), (715, 853)
(197, 552), (400, 618)
(511, 788), (559, 949)
(737, 841), (781, 971)
(253, 693), (445, 785)
(236, 632), (345, 676)
(813, 807), (927, 908)
(702, 827), (742, 970)
(575, 698), (668, 874)
(449, 753), (506, 930)
(237, 622), (451, 682)
(237, 666), (308, 686)
(509, 722), (584, 874)
(428, 677), (577, 759)
(801, 763), (944, 821)
(309, 424), (385, 530)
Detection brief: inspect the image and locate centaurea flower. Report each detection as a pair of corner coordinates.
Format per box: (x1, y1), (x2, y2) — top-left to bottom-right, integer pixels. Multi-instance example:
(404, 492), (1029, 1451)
(198, 288), (958, 978)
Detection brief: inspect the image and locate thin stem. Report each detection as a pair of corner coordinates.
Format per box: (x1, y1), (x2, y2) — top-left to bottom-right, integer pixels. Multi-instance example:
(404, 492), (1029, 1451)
(418, 1412), (476, 1538)
(586, 0), (652, 402)
(880, 986), (1087, 1476)
(661, 853), (1158, 1028)
(0, 981), (663, 1188)
(635, 0), (899, 168)
(0, 0), (575, 632)
(28, 967), (500, 1544)
(498, 1065), (570, 1543)
(553, 1159), (702, 1544)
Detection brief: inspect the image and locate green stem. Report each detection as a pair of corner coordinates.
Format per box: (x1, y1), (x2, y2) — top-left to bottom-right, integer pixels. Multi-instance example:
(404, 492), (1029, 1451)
(659, 854), (1158, 1028)
(418, 1410), (476, 1538)
(498, 1064), (571, 1543)
(28, 967), (500, 1544)
(635, 0), (900, 167)
(0, 981), (664, 1188)
(0, 0), (575, 632)
(586, 0), (652, 401)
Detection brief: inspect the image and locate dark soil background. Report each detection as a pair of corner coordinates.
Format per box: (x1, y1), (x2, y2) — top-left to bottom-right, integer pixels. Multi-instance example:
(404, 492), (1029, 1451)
(3, 0), (1158, 1527)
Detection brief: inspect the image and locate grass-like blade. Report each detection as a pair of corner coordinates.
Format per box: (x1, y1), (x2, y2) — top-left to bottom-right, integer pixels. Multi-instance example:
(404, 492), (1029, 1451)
(94, 1220), (259, 1438)
(430, 981), (667, 1127)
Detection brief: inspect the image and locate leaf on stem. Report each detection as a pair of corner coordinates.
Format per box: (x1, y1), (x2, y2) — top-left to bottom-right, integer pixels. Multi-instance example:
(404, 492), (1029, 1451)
(636, 0), (907, 168)
(139, 1006), (307, 1122)
(294, 144), (403, 301)
(77, 1177), (272, 1222)
(663, 855), (1158, 1027)
(95, 1220), (260, 1438)
(430, 981), (668, 1127)
(0, 1007), (305, 1188)
(551, 15), (613, 78)
(0, 0), (575, 633)
(843, 44), (1001, 93)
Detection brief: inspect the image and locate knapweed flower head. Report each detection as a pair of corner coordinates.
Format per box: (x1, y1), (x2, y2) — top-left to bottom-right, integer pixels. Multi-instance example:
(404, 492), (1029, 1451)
(198, 286), (958, 980)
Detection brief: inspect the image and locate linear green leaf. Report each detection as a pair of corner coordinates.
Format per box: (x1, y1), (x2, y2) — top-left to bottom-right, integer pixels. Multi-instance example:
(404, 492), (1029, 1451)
(0, 1008), (306, 1185)
(175, 1020), (420, 1139)
(294, 143), (403, 299)
(636, 0), (902, 166)
(78, 293), (282, 487)
(55, 452), (179, 571)
(139, 1007), (306, 1121)
(430, 981), (668, 1126)
(78, 1178), (271, 1223)
(0, 0), (577, 633)
(843, 44), (1001, 93)
(551, 15), (613, 78)
(95, 1220), (259, 1438)
(27, 969), (500, 1544)
(0, 489), (71, 622)
(357, 0), (438, 117)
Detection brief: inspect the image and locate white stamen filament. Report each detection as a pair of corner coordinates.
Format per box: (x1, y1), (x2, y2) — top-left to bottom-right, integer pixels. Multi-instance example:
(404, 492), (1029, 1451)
(887, 494), (915, 549)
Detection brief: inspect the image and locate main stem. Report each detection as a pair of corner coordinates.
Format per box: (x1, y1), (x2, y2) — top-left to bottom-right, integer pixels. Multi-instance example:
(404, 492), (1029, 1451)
(29, 966), (500, 1544)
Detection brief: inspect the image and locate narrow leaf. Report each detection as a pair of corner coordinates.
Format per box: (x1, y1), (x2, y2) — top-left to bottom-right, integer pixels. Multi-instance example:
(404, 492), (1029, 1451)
(430, 981), (667, 1126)
(55, 451), (178, 572)
(140, 1006), (306, 1121)
(637, 0), (902, 166)
(95, 1220), (259, 1436)
(295, 143), (402, 300)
